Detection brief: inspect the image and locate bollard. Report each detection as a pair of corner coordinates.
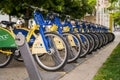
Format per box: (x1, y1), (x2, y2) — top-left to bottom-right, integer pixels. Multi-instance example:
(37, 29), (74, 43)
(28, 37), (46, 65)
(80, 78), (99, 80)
(15, 32), (42, 80)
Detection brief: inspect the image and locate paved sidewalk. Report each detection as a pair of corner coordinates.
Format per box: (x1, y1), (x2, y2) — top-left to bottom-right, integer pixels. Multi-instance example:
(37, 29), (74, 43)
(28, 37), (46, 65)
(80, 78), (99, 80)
(59, 32), (120, 80)
(0, 32), (119, 80)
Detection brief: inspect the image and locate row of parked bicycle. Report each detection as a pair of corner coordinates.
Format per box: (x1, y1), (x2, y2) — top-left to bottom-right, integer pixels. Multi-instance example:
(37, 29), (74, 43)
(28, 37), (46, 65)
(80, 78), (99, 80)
(0, 4), (115, 71)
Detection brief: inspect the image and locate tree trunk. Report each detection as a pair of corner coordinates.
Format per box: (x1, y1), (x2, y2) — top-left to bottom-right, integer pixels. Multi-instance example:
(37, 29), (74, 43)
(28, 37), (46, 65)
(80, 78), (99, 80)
(24, 9), (29, 28)
(9, 15), (12, 22)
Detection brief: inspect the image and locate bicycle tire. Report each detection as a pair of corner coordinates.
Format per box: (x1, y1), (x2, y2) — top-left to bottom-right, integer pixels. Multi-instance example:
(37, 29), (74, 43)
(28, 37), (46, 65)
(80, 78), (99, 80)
(95, 33), (103, 49)
(84, 33), (95, 53)
(34, 32), (68, 71)
(100, 33), (106, 47)
(13, 50), (23, 62)
(0, 49), (13, 68)
(77, 33), (90, 57)
(89, 33), (99, 50)
(63, 32), (82, 62)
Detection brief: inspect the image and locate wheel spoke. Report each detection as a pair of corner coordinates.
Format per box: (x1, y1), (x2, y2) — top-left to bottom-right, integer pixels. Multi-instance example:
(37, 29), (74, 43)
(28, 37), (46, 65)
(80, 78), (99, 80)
(49, 36), (62, 66)
(64, 36), (75, 59)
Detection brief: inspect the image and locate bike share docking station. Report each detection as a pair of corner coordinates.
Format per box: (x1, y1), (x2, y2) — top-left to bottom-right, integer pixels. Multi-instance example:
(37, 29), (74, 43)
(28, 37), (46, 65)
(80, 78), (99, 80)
(15, 32), (42, 80)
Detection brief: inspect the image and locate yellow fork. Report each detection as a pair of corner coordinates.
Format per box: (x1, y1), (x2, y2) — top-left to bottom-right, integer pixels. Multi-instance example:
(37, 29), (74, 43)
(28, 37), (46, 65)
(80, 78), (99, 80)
(0, 50), (12, 55)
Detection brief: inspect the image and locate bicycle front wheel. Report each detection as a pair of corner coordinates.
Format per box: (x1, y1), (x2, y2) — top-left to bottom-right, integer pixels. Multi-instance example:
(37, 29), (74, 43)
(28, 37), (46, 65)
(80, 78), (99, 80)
(34, 32), (68, 71)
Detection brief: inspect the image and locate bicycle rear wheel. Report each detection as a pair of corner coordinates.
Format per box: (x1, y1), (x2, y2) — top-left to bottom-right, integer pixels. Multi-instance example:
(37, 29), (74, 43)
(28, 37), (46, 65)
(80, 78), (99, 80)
(13, 49), (23, 62)
(63, 32), (82, 62)
(34, 32), (68, 71)
(0, 49), (13, 68)
(89, 33), (99, 50)
(84, 33), (95, 53)
(110, 33), (115, 42)
(96, 33), (104, 48)
(78, 33), (90, 57)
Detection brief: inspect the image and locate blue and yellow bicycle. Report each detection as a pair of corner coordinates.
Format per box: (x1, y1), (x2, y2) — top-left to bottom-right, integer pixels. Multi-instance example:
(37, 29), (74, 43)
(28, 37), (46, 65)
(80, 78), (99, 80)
(0, 5), (69, 71)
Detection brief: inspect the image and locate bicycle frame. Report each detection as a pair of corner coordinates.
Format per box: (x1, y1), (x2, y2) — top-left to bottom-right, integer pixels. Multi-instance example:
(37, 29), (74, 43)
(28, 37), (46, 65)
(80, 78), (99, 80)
(13, 11), (50, 54)
(0, 27), (16, 55)
(74, 21), (89, 42)
(33, 11), (49, 51)
(0, 28), (15, 45)
(13, 26), (37, 45)
(46, 14), (78, 46)
(0, 11), (50, 54)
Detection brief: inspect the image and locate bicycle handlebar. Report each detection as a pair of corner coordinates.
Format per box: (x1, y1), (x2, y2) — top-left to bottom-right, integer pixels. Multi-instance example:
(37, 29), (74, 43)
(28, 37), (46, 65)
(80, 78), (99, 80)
(22, 4), (48, 12)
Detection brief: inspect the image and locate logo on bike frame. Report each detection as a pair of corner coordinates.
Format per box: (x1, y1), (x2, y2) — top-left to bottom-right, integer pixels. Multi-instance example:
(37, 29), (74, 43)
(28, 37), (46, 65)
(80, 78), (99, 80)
(0, 34), (9, 41)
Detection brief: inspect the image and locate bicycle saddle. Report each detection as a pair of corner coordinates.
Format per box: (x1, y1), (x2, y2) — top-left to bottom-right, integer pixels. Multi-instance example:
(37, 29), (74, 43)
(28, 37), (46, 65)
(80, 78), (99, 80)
(1, 21), (16, 27)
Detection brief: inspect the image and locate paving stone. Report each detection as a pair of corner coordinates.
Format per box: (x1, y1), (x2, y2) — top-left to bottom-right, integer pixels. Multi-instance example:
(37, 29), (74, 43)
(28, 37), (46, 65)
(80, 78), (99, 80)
(0, 32), (119, 80)
(59, 32), (120, 80)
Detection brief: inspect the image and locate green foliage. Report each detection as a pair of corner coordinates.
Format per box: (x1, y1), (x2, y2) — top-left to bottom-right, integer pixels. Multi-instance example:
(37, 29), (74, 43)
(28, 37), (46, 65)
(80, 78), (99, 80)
(93, 43), (120, 80)
(0, 0), (26, 17)
(109, 0), (118, 3)
(0, 0), (96, 18)
(113, 12), (120, 18)
(108, 0), (120, 10)
(87, 0), (96, 14)
(63, 0), (96, 18)
(108, 3), (116, 10)
(108, 0), (120, 25)
(113, 12), (120, 25)
(0, 0), (65, 17)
